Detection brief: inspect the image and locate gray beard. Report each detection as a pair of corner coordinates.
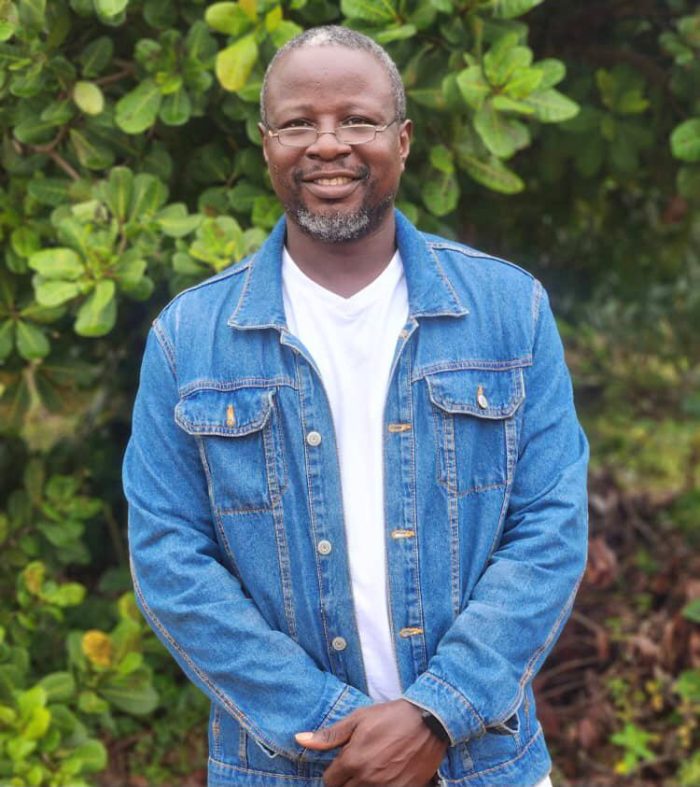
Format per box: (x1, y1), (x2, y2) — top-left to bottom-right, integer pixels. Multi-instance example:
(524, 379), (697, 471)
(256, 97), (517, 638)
(288, 194), (394, 244)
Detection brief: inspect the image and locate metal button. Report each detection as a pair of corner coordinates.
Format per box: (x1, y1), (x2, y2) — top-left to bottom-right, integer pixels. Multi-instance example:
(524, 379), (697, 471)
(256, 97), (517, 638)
(331, 636), (347, 652)
(306, 430), (322, 446)
(317, 539), (332, 556)
(476, 386), (489, 409)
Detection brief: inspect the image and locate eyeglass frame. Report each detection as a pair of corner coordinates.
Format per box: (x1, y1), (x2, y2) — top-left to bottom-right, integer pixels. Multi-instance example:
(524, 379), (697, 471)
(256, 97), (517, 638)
(263, 118), (401, 148)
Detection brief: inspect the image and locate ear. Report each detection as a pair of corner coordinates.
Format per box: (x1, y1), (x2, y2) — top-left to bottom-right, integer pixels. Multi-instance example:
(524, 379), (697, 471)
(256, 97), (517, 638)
(258, 122), (270, 164)
(398, 119), (413, 170)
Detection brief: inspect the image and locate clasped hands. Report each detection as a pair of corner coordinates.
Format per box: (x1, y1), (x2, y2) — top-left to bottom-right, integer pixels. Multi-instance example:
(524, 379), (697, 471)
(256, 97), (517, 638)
(296, 698), (449, 787)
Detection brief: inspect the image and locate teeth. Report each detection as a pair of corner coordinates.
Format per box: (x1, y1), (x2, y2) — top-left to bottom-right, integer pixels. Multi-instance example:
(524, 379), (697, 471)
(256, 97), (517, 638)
(315, 177), (352, 186)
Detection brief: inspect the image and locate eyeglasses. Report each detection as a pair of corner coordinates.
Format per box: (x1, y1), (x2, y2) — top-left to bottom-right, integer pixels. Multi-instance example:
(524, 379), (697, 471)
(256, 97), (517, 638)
(266, 119), (399, 148)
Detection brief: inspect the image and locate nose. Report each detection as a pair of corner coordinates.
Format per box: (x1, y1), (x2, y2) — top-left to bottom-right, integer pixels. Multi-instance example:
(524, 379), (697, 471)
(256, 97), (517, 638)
(305, 129), (352, 159)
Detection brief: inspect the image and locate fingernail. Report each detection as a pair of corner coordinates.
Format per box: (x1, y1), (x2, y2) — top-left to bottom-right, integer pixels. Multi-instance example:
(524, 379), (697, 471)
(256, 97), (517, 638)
(296, 732), (314, 743)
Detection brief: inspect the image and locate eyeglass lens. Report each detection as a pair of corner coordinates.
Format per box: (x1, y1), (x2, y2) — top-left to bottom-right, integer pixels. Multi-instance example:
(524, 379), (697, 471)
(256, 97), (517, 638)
(277, 125), (379, 147)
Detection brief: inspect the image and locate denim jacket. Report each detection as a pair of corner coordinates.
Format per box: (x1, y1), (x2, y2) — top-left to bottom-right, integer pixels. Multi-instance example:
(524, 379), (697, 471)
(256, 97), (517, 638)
(123, 210), (588, 786)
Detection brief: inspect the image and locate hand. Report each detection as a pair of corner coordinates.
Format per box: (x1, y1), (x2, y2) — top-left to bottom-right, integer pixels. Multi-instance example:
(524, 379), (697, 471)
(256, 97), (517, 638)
(295, 699), (449, 787)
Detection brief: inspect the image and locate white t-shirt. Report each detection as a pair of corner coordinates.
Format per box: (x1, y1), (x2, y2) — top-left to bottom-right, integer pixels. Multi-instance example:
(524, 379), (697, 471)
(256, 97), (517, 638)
(282, 248), (408, 702)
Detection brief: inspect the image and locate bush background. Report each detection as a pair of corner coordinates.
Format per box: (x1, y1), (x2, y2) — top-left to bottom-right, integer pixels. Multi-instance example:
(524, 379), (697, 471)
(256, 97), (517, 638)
(0, 0), (699, 784)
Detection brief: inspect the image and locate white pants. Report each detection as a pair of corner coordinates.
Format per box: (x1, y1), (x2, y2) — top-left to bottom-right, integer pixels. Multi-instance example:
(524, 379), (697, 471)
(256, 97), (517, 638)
(534, 777), (553, 787)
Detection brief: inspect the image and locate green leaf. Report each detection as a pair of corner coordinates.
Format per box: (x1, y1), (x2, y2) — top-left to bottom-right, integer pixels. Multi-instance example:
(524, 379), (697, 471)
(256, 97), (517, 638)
(0, 3), (19, 41)
(430, 144), (454, 174)
(0, 321), (15, 361)
(94, 0), (128, 17)
(99, 669), (159, 715)
(74, 280), (116, 337)
(22, 706), (51, 740)
(11, 227), (41, 258)
(483, 35), (532, 86)
(503, 66), (542, 99)
(675, 669), (700, 703)
(457, 150), (525, 194)
(682, 597), (700, 623)
(341, 0), (397, 22)
(128, 173), (168, 221)
(18, 0), (46, 31)
(534, 58), (566, 90)
(113, 252), (147, 293)
(456, 65), (491, 109)
(13, 117), (58, 145)
(79, 36), (114, 77)
(16, 321), (50, 360)
(43, 581), (86, 606)
(524, 89), (579, 122)
(34, 279), (81, 307)
(7, 737), (37, 762)
(115, 79), (162, 134)
(474, 102), (530, 158)
(156, 203), (202, 237)
(491, 0), (545, 19)
(29, 248), (84, 280)
(678, 166), (700, 200)
(670, 119), (700, 162)
(73, 81), (104, 115)
(159, 88), (192, 126)
(375, 24), (417, 44)
(422, 170), (459, 216)
(269, 19), (303, 47)
(407, 87), (446, 110)
(38, 671), (75, 702)
(64, 739), (107, 773)
(492, 95), (535, 115)
(27, 178), (72, 207)
(215, 34), (258, 92)
(104, 166), (133, 221)
(205, 2), (252, 36)
(78, 690), (109, 714)
(264, 5), (281, 30)
(251, 195), (282, 230)
(69, 129), (115, 170)
(143, 0), (176, 28)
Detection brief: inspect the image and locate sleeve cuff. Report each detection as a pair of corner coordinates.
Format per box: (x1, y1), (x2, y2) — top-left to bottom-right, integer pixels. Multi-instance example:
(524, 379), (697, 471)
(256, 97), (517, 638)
(403, 671), (486, 744)
(298, 684), (373, 762)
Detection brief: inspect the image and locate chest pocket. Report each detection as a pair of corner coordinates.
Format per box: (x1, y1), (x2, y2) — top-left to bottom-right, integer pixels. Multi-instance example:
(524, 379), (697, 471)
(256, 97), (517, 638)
(175, 386), (286, 514)
(426, 367), (525, 496)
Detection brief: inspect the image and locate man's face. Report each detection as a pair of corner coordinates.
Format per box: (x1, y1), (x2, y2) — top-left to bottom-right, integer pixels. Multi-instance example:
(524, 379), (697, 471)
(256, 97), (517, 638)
(261, 46), (411, 243)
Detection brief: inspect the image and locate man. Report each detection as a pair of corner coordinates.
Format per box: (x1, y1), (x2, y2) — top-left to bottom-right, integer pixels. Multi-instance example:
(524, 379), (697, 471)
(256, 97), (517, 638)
(123, 25), (588, 787)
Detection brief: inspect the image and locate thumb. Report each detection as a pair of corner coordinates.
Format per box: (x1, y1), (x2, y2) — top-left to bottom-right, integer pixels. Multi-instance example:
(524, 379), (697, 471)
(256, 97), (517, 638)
(295, 717), (356, 750)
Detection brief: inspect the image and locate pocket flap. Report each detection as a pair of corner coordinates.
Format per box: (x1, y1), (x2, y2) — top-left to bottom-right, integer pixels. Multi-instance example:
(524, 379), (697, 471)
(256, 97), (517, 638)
(426, 367), (524, 419)
(175, 387), (274, 437)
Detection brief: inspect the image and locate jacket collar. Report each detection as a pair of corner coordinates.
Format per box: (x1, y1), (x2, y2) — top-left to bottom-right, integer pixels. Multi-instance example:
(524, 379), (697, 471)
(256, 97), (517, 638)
(227, 209), (467, 331)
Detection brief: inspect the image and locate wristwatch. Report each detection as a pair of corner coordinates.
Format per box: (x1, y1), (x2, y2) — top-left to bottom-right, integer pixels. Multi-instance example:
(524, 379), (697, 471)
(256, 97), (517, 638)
(420, 709), (450, 742)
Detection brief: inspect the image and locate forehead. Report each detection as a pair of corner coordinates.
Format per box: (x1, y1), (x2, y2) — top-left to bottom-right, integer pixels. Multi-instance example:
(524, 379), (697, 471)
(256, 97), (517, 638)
(265, 46), (394, 120)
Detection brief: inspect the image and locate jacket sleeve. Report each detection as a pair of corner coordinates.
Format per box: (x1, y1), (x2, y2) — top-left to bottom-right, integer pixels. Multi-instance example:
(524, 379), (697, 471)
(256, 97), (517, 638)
(123, 322), (372, 762)
(403, 282), (589, 743)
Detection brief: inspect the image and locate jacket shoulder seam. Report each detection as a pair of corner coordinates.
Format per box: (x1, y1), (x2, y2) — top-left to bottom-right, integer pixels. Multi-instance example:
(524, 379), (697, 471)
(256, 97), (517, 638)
(425, 238), (535, 280)
(161, 257), (253, 312)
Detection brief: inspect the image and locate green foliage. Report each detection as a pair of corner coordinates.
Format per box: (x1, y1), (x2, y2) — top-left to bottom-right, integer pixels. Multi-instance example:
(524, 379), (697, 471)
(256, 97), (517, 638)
(0, 0), (698, 783)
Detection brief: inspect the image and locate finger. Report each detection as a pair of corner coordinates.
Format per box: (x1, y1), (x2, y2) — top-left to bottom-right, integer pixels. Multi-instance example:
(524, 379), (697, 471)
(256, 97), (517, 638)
(321, 752), (354, 787)
(296, 717), (357, 751)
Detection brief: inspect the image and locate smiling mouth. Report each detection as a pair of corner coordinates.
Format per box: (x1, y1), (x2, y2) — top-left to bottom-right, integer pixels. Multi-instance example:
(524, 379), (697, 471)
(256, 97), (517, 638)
(313, 176), (355, 186)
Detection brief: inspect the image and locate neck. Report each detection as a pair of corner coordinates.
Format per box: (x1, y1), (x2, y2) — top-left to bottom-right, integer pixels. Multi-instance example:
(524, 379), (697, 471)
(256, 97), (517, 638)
(285, 211), (397, 298)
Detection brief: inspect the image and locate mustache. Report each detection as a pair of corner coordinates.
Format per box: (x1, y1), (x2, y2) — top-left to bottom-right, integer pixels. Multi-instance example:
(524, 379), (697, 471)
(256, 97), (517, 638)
(292, 164), (370, 184)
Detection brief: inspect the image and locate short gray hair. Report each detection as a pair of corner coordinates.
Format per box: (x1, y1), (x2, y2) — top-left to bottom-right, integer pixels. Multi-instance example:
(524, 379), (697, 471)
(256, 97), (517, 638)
(260, 25), (406, 127)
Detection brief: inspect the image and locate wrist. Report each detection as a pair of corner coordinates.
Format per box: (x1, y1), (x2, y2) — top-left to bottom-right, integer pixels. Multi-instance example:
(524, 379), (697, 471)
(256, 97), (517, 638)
(420, 709), (450, 743)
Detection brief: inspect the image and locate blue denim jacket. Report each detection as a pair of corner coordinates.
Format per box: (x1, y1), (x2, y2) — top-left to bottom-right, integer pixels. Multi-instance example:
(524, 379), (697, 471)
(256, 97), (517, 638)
(123, 210), (588, 786)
